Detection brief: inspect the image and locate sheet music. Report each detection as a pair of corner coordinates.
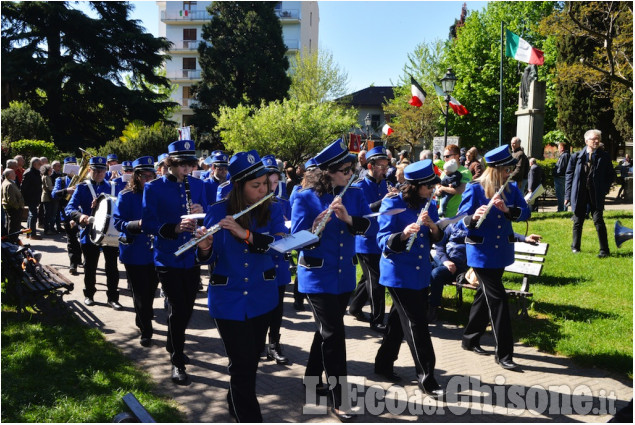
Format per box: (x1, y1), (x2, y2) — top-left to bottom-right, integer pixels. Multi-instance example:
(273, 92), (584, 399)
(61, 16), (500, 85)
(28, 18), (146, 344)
(524, 184), (545, 205)
(269, 230), (319, 253)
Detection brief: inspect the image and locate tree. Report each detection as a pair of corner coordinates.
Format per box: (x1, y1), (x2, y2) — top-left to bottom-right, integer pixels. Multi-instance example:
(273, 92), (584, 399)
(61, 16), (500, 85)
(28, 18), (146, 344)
(288, 49), (349, 103)
(193, 2), (291, 135)
(98, 122), (178, 161)
(1, 101), (51, 144)
(1, 1), (176, 151)
(215, 99), (357, 166)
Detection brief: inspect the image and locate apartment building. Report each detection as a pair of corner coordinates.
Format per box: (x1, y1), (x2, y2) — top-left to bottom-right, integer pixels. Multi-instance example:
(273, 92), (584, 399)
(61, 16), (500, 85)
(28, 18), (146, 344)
(157, 1), (319, 126)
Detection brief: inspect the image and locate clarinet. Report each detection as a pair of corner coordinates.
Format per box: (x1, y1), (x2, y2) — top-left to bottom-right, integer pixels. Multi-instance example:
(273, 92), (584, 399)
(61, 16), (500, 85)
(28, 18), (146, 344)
(474, 175), (514, 229)
(183, 175), (196, 236)
(405, 186), (437, 252)
(313, 172), (358, 237)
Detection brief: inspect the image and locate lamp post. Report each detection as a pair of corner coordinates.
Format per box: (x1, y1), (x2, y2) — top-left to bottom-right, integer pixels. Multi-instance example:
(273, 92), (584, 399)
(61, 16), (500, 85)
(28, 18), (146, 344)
(440, 67), (457, 147)
(364, 113), (372, 149)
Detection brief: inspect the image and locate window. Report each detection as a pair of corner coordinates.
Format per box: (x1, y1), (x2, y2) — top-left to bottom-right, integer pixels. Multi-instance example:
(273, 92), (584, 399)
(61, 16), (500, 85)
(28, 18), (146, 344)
(371, 114), (381, 129)
(183, 115), (194, 126)
(183, 1), (196, 11)
(183, 86), (193, 99)
(183, 29), (196, 40)
(182, 58), (196, 78)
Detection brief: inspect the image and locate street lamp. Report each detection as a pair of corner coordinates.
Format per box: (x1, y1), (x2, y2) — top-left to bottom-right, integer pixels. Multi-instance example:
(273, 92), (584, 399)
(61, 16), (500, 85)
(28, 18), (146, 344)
(364, 113), (372, 149)
(440, 67), (457, 147)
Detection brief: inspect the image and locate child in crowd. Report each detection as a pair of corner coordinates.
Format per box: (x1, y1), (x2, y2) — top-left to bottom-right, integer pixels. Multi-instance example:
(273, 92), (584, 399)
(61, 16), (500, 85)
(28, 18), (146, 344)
(438, 159), (462, 217)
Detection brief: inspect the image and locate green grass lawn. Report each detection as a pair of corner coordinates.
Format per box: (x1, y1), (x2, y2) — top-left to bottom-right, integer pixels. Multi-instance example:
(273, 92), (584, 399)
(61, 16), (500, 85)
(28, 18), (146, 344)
(1, 304), (185, 423)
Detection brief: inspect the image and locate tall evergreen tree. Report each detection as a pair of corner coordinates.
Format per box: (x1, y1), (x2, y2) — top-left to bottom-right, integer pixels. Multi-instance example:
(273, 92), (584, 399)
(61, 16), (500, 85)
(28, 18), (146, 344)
(193, 1), (290, 136)
(1, 1), (175, 151)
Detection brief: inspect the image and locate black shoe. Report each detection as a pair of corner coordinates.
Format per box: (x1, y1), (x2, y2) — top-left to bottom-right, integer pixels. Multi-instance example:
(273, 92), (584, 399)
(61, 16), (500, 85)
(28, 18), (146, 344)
(69, 267), (79, 276)
(495, 357), (520, 370)
(293, 300), (305, 311)
(108, 301), (123, 311)
(171, 365), (188, 384)
(84, 297), (94, 306)
(140, 337), (151, 347)
(370, 323), (387, 334)
(597, 251), (610, 258)
(266, 342), (289, 365)
(461, 343), (490, 356)
(350, 311), (370, 322)
(419, 381), (446, 399)
(330, 407), (357, 422)
(374, 368), (402, 382)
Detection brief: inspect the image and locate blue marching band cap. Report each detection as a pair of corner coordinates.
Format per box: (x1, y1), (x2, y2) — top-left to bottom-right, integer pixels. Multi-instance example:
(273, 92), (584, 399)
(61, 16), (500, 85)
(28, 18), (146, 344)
(209, 152), (229, 166)
(157, 153), (168, 165)
(168, 140), (197, 162)
(314, 138), (352, 170)
(366, 146), (389, 161)
(304, 157), (318, 171)
(64, 156), (77, 164)
(89, 156), (108, 169)
(107, 153), (118, 162)
(229, 150), (267, 182)
(484, 145), (517, 167)
(261, 154), (280, 173)
(133, 156), (155, 171)
(404, 159), (441, 186)
(122, 161), (133, 171)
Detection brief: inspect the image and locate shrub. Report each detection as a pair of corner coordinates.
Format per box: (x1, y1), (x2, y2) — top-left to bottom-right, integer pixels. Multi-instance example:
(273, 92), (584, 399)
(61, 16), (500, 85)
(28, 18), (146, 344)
(9, 139), (60, 163)
(1, 102), (52, 144)
(97, 122), (178, 161)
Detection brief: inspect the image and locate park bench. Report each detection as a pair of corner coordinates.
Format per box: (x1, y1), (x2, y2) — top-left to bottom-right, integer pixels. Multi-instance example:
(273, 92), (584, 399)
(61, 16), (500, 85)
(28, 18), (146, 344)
(1, 241), (74, 313)
(113, 392), (156, 423)
(449, 241), (549, 318)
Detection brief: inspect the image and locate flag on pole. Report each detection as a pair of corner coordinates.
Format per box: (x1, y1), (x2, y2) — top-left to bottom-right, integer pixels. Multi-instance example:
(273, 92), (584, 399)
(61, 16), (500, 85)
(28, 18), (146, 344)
(382, 124), (394, 136)
(433, 83), (446, 97)
(179, 126), (191, 140)
(408, 76), (427, 107)
(505, 29), (544, 65)
(448, 97), (469, 116)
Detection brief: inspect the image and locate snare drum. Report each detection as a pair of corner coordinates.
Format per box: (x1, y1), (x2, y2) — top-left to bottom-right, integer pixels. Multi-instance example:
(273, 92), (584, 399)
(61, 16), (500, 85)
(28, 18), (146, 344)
(90, 194), (120, 247)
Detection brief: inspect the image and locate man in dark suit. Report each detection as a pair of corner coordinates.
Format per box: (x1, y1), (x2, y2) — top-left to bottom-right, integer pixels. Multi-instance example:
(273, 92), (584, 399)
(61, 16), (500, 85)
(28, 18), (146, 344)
(565, 129), (616, 258)
(20, 157), (42, 240)
(527, 158), (544, 211)
(553, 142), (571, 211)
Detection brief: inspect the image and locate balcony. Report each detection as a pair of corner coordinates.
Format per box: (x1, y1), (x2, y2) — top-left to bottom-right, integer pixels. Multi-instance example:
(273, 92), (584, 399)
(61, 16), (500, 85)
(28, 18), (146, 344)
(284, 38), (300, 51)
(161, 9), (212, 23)
(168, 69), (202, 81)
(274, 9), (300, 21)
(171, 40), (202, 53)
(179, 98), (199, 109)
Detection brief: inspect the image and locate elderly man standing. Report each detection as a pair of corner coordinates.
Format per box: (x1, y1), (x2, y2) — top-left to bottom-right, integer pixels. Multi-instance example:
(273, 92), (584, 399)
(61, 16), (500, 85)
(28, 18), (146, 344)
(509, 137), (530, 193)
(13, 155), (25, 186)
(2, 169), (25, 243)
(21, 157), (43, 240)
(565, 129), (616, 258)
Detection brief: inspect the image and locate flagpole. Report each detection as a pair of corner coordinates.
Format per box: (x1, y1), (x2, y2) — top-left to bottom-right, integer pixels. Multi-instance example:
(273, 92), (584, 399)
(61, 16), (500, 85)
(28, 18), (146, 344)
(499, 21), (504, 147)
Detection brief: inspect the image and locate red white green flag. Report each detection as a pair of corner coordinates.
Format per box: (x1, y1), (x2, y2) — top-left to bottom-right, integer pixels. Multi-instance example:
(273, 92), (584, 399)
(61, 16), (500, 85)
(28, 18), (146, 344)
(505, 29), (544, 65)
(408, 76), (427, 107)
(382, 124), (394, 136)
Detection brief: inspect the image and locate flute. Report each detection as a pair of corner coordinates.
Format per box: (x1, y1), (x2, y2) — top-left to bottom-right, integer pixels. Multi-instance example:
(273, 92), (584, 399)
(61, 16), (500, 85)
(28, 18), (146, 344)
(474, 175), (513, 229)
(313, 172), (358, 236)
(405, 187), (437, 252)
(174, 192), (274, 257)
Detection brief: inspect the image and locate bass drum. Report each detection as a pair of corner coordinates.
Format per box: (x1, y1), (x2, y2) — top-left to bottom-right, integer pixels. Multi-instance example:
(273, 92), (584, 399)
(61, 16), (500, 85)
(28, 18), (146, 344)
(90, 194), (120, 247)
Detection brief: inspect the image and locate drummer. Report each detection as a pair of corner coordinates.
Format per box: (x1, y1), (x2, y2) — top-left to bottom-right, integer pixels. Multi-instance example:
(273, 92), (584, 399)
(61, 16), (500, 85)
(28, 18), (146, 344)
(113, 161), (133, 194)
(65, 156), (122, 310)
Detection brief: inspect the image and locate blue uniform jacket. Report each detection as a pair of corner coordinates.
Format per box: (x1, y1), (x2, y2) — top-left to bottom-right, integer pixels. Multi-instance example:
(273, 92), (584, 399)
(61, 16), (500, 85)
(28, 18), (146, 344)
(65, 180), (115, 245)
(291, 186), (371, 295)
(217, 181), (232, 201)
(204, 177), (223, 206)
(377, 193), (439, 290)
(272, 197), (292, 287)
(113, 190), (153, 265)
(197, 199), (287, 320)
(52, 176), (73, 222)
(112, 177), (128, 195)
(457, 181), (530, 269)
(354, 176), (388, 254)
(433, 221), (468, 271)
(142, 175), (207, 269)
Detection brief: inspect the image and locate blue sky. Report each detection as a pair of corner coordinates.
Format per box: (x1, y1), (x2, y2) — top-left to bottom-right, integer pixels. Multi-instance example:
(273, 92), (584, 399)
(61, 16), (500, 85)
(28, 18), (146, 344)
(129, 1), (488, 93)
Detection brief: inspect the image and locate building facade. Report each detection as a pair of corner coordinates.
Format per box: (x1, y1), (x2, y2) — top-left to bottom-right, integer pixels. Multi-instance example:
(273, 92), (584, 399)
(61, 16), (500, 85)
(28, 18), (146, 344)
(157, 1), (319, 126)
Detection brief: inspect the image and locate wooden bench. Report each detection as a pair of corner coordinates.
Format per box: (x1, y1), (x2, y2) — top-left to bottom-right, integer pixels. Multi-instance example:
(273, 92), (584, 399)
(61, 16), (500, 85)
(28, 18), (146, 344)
(1, 241), (74, 313)
(113, 392), (156, 423)
(449, 242), (549, 318)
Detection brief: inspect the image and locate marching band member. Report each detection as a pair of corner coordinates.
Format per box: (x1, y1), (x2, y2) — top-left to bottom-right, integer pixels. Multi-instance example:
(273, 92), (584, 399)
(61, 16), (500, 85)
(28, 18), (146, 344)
(65, 156), (121, 309)
(261, 154), (291, 365)
(142, 140), (207, 384)
(113, 156), (158, 348)
(104, 153), (119, 181)
(155, 153), (168, 177)
(458, 145), (530, 371)
(374, 159), (445, 399)
(195, 150), (286, 422)
(291, 139), (371, 421)
(112, 161), (133, 194)
(52, 157), (82, 275)
(203, 152), (229, 203)
(349, 146), (391, 333)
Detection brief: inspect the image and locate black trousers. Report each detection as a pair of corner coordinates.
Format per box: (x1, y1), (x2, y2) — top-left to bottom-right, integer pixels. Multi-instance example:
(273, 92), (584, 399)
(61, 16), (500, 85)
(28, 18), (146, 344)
(572, 209), (609, 253)
(349, 253), (385, 326)
(5, 207), (22, 243)
(462, 268), (514, 362)
(375, 287), (438, 390)
(63, 221), (82, 268)
(125, 263), (159, 339)
(156, 266), (199, 368)
(268, 284), (286, 338)
(215, 312), (271, 423)
(81, 243), (119, 301)
(305, 291), (351, 410)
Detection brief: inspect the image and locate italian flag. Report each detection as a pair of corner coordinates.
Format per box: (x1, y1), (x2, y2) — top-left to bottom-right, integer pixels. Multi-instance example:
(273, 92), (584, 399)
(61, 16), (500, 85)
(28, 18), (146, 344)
(449, 97), (469, 116)
(505, 29), (544, 65)
(382, 124), (394, 136)
(408, 76), (427, 107)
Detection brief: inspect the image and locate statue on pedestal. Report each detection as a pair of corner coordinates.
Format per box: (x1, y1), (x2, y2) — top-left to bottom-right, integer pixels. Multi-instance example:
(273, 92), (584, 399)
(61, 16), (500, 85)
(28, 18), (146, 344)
(520, 64), (538, 109)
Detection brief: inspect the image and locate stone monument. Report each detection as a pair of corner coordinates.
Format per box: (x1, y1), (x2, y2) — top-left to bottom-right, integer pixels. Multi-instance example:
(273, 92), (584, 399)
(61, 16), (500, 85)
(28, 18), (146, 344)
(515, 64), (546, 159)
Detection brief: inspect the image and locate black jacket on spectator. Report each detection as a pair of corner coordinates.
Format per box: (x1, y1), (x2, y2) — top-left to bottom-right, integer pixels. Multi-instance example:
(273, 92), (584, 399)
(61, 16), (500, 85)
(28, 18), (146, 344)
(21, 167), (43, 205)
